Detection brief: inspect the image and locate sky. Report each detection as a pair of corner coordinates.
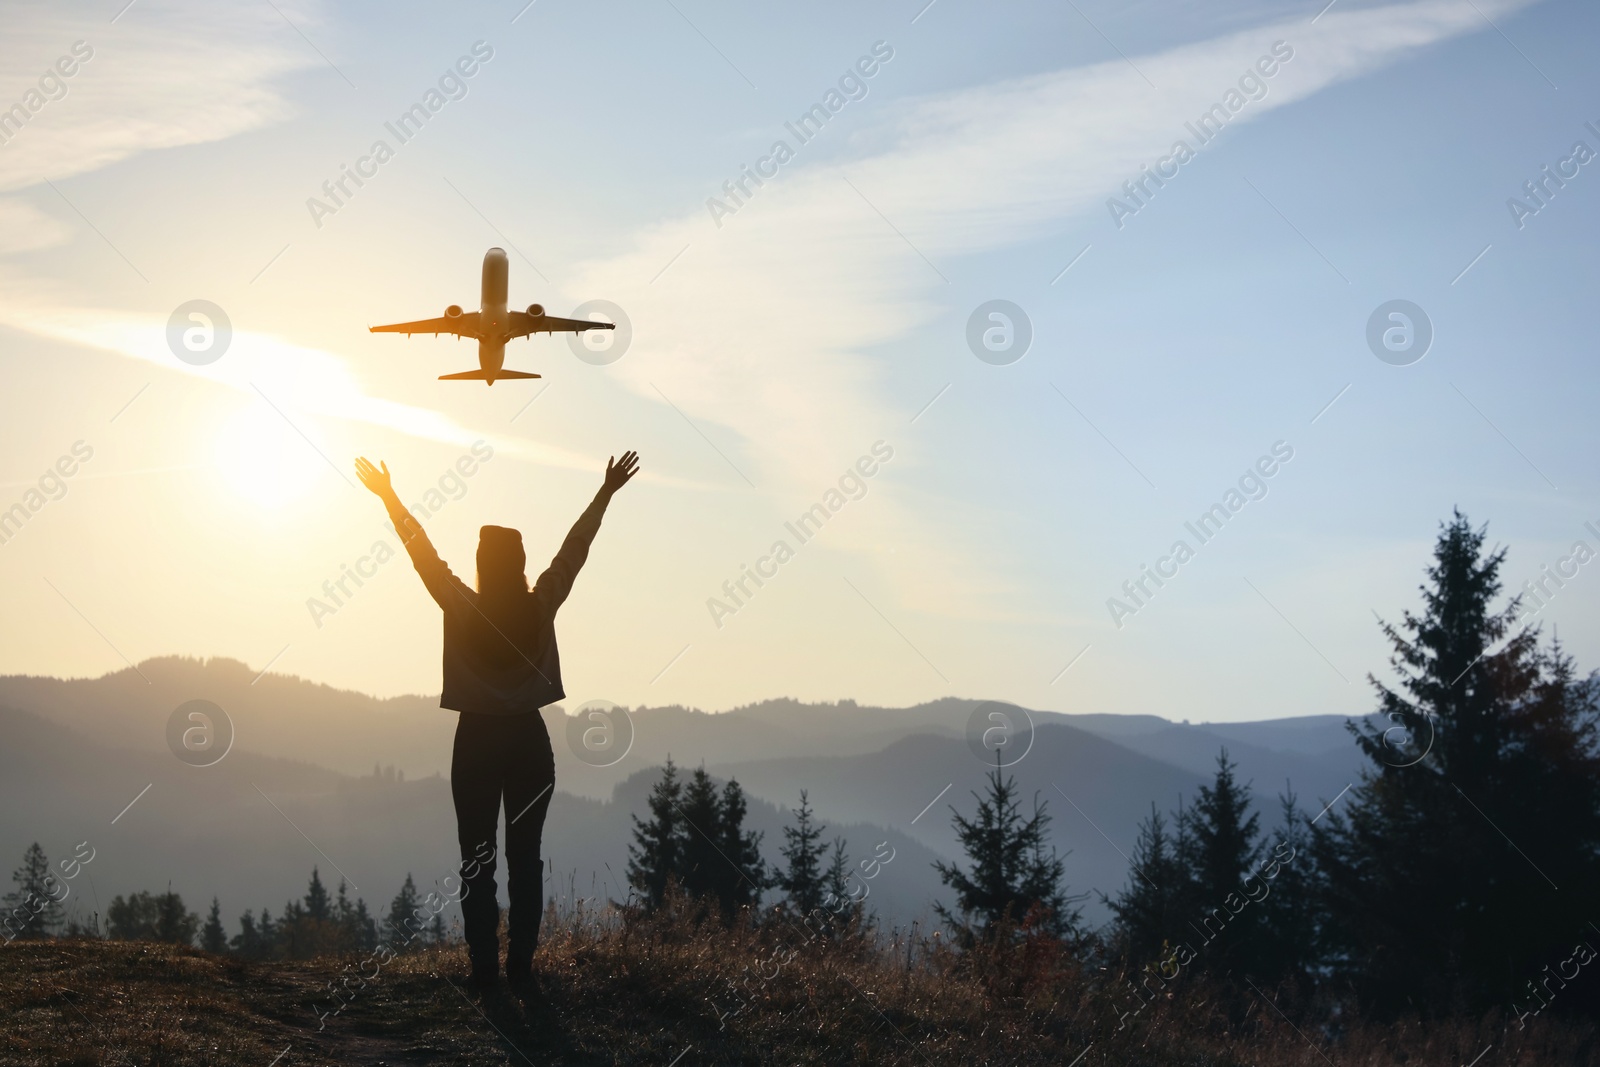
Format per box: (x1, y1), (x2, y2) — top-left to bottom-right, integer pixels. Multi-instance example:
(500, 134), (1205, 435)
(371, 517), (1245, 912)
(0, 0), (1596, 724)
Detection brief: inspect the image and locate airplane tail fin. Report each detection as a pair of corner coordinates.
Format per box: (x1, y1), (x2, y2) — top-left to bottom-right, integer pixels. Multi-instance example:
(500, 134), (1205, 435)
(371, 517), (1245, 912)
(438, 369), (542, 386)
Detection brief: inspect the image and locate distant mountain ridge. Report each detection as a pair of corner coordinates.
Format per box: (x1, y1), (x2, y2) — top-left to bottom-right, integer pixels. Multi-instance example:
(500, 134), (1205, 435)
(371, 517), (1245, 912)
(0, 658), (1372, 927)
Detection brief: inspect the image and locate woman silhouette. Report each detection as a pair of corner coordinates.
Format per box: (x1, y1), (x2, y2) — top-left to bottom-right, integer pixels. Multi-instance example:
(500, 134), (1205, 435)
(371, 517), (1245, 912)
(356, 450), (640, 987)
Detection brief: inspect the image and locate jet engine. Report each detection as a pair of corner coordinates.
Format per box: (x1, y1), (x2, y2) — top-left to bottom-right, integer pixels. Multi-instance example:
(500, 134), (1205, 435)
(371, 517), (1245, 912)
(445, 304), (463, 318)
(525, 304), (544, 318)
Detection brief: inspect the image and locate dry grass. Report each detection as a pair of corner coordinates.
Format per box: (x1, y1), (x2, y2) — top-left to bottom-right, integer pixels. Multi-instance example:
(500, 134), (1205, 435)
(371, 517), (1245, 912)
(1, 903), (1595, 1066)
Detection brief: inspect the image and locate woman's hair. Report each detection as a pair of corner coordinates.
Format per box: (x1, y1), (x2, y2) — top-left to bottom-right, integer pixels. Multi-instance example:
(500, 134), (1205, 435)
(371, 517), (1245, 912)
(476, 525), (528, 595)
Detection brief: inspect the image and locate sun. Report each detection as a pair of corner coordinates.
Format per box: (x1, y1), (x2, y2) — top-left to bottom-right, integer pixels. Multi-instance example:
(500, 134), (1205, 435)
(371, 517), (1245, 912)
(211, 403), (327, 510)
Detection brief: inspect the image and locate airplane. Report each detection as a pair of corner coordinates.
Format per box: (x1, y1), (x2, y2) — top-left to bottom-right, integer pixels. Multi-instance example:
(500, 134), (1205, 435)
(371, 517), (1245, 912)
(369, 246), (615, 384)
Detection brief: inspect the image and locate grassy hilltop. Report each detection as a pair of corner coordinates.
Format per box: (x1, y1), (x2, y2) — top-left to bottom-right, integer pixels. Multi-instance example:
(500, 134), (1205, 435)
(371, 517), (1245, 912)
(3, 906), (1594, 1067)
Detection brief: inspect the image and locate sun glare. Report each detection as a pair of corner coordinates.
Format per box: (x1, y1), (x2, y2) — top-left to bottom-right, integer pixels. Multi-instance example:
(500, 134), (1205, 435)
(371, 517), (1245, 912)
(211, 403), (326, 510)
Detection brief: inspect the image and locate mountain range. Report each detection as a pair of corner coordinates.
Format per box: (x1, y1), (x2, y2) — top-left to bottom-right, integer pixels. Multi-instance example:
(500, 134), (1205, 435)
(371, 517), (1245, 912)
(0, 657), (1371, 931)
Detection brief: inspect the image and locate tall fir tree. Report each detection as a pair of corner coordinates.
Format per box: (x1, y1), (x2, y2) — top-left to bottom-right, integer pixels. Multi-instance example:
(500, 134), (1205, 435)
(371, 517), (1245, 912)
(776, 791), (829, 916)
(257, 907), (278, 955)
(3, 843), (63, 940)
(303, 868), (331, 923)
(384, 874), (424, 950)
(1177, 751), (1264, 973)
(351, 897), (379, 953)
(933, 755), (1081, 941)
(200, 897), (228, 953)
(1253, 788), (1317, 990)
(1105, 804), (1188, 967)
(716, 777), (766, 914)
(1313, 512), (1600, 1016)
(676, 765), (725, 904)
(231, 909), (265, 959)
(156, 890), (199, 946)
(626, 757), (683, 909)
(823, 838), (852, 909)
(818, 838), (861, 934)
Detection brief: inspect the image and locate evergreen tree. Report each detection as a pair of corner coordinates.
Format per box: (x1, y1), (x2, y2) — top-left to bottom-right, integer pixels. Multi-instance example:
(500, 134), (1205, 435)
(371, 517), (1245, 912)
(333, 878), (376, 953)
(335, 879), (353, 929)
(676, 765), (725, 904)
(107, 889), (197, 944)
(1253, 788), (1317, 989)
(933, 755), (1081, 941)
(352, 898), (379, 953)
(428, 911), (447, 944)
(1313, 512), (1600, 1016)
(1105, 804), (1188, 966)
(107, 892), (158, 940)
(716, 777), (766, 914)
(823, 838), (852, 910)
(626, 760), (767, 915)
(277, 899), (309, 958)
(155, 890), (199, 946)
(817, 838), (861, 934)
(257, 907), (278, 955)
(3, 843), (63, 940)
(200, 897), (228, 953)
(384, 874), (423, 949)
(626, 758), (682, 909)
(1177, 751), (1264, 972)
(304, 868), (331, 923)
(231, 909), (265, 959)
(776, 791), (829, 916)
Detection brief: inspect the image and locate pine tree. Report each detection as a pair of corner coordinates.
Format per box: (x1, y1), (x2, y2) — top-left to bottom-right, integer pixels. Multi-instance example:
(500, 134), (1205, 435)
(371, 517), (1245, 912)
(231, 909), (264, 959)
(304, 868), (331, 923)
(676, 765), (724, 904)
(384, 874), (423, 950)
(1105, 804), (1188, 967)
(428, 911), (447, 944)
(156, 890), (199, 945)
(1253, 788), (1316, 989)
(278, 899), (308, 958)
(626, 758), (683, 910)
(777, 791), (829, 916)
(933, 755), (1081, 941)
(335, 879), (353, 925)
(1314, 512), (1600, 1016)
(817, 838), (864, 936)
(716, 777), (766, 914)
(627, 761), (766, 916)
(200, 897), (228, 953)
(107, 889), (197, 944)
(107, 892), (157, 940)
(352, 898), (379, 953)
(3, 843), (63, 940)
(823, 838), (852, 910)
(1177, 750), (1264, 972)
(257, 907), (278, 957)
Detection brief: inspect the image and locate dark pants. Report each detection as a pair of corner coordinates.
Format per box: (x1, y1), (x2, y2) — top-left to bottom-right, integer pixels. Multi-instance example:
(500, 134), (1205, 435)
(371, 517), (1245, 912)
(451, 710), (554, 974)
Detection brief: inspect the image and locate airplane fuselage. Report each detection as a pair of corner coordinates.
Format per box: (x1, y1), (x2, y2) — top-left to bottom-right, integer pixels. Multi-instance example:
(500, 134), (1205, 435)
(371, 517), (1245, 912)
(477, 247), (510, 374)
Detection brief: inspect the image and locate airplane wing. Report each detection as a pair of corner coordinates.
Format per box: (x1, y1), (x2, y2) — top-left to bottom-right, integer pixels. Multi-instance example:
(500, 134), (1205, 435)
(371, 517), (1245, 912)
(369, 312), (481, 339)
(507, 310), (616, 339)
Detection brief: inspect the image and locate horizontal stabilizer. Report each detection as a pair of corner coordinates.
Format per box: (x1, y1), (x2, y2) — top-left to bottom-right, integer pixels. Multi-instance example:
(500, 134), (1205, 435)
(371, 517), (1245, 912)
(438, 369), (542, 385)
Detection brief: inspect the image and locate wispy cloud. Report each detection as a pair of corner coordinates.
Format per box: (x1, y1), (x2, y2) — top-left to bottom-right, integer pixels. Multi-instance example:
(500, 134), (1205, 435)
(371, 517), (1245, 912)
(560, 0), (1539, 617)
(0, 2), (312, 195)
